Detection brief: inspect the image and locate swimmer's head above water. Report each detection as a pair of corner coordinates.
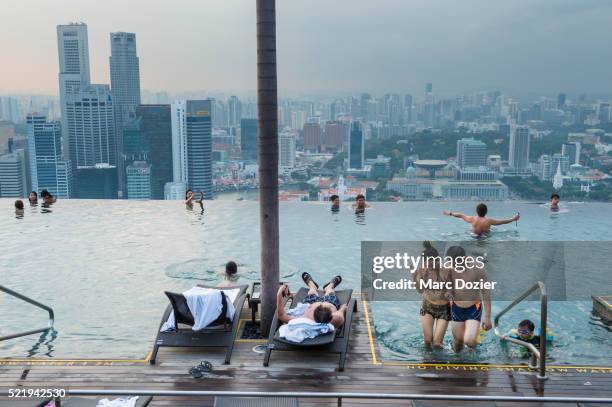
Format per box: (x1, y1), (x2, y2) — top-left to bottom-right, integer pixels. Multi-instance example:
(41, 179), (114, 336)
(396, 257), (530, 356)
(330, 194), (340, 209)
(550, 193), (560, 210)
(476, 203), (488, 217)
(225, 261), (238, 277)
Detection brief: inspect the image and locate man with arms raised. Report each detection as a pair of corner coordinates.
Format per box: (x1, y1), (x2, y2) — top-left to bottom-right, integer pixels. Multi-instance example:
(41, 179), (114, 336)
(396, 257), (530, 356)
(445, 245), (492, 352)
(443, 203), (519, 237)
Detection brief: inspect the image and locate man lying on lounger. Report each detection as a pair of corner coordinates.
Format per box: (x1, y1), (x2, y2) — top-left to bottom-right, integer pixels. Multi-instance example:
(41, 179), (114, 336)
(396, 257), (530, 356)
(276, 272), (348, 329)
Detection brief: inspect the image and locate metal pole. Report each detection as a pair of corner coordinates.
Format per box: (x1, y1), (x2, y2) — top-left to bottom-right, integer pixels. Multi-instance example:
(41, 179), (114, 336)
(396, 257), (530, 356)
(256, 0), (279, 336)
(538, 287), (548, 380)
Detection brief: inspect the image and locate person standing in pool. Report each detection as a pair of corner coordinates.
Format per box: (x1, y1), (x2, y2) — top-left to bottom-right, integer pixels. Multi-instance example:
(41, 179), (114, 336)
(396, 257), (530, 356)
(352, 194), (370, 214)
(445, 246), (492, 352)
(412, 241), (452, 350)
(443, 203), (519, 236)
(185, 189), (204, 212)
(550, 193), (560, 211)
(330, 194), (340, 212)
(40, 190), (56, 205)
(28, 191), (38, 206)
(14, 199), (24, 218)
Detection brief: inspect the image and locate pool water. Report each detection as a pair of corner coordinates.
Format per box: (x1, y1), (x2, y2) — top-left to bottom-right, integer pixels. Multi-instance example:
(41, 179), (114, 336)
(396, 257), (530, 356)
(0, 199), (610, 364)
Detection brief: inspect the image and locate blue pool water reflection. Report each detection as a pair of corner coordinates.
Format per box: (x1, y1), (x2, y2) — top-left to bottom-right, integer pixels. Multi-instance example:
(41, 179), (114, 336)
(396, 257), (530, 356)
(0, 199), (610, 364)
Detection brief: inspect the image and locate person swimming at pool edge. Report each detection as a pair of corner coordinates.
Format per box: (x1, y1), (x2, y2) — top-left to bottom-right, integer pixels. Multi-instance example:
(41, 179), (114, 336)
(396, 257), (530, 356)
(14, 199), (24, 217)
(412, 241), (452, 350)
(28, 191), (38, 206)
(185, 189), (204, 212)
(352, 194), (370, 213)
(443, 203), (519, 236)
(501, 319), (543, 358)
(330, 194), (340, 212)
(40, 189), (56, 205)
(550, 193), (560, 211)
(445, 245), (492, 352)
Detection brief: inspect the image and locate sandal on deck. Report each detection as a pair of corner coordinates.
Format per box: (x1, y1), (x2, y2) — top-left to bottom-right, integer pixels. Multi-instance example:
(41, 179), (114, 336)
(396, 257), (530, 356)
(189, 360), (213, 378)
(301, 272), (319, 289)
(323, 275), (342, 290)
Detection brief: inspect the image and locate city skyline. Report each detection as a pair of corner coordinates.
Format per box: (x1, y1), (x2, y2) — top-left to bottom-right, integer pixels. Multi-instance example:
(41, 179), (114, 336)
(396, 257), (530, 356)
(2, 0), (612, 96)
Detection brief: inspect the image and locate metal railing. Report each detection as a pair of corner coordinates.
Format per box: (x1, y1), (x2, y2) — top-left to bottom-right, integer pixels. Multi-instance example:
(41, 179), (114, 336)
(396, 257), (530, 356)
(0, 285), (55, 342)
(1, 390), (610, 406)
(493, 281), (547, 380)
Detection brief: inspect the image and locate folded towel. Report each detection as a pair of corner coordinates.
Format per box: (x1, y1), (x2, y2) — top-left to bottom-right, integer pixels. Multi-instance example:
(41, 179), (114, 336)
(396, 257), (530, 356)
(279, 317), (335, 343)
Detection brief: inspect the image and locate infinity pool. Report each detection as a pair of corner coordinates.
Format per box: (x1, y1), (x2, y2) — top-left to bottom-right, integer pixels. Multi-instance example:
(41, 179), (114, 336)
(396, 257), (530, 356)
(1, 199), (610, 365)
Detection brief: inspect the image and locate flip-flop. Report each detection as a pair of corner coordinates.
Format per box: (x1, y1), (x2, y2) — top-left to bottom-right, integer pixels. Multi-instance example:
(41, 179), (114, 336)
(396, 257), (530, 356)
(301, 272), (319, 289)
(323, 275), (342, 290)
(189, 360), (212, 378)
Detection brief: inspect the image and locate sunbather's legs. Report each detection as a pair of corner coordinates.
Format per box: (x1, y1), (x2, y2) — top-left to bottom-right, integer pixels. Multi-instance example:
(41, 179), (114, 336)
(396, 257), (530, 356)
(307, 279), (318, 295)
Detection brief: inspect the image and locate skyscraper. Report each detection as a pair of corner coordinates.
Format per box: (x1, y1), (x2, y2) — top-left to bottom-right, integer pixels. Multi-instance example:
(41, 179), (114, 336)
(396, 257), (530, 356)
(323, 121), (346, 151)
(557, 93), (566, 110)
(227, 96), (242, 127)
(110, 32), (141, 198)
(0, 149), (27, 197)
(58, 23), (117, 198)
(123, 105), (173, 199)
(279, 129), (296, 172)
(26, 114), (73, 198)
(303, 122), (321, 152)
(171, 100), (213, 199)
(57, 23), (91, 160)
(240, 118), (258, 161)
(456, 138), (487, 168)
(348, 121), (364, 170)
(126, 161), (152, 200)
(509, 126), (530, 169)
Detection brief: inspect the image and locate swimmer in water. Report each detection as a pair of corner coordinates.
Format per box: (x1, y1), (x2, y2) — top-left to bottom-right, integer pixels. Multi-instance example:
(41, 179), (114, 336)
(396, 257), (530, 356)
(185, 189), (204, 212)
(40, 190), (56, 206)
(330, 194), (340, 212)
(352, 194), (370, 214)
(28, 191), (38, 206)
(14, 199), (24, 218)
(218, 260), (239, 287)
(550, 193), (560, 212)
(443, 203), (519, 236)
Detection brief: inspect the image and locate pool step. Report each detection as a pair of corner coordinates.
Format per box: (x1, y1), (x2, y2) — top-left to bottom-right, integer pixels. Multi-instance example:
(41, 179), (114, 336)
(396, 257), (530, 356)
(592, 296), (612, 324)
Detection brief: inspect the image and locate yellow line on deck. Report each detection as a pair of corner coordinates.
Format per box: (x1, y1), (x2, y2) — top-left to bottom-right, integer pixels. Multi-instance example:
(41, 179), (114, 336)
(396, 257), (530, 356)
(361, 293), (380, 365)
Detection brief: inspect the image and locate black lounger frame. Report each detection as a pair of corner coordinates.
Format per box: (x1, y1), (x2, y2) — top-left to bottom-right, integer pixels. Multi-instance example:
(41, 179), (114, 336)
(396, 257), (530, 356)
(263, 287), (357, 371)
(150, 284), (249, 365)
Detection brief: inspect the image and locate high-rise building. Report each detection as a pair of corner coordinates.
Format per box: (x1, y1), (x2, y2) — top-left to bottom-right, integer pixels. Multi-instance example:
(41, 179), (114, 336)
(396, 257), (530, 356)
(240, 118), (258, 161)
(598, 102), (611, 124)
(171, 100), (213, 199)
(456, 138), (487, 168)
(348, 121), (364, 170)
(123, 105), (173, 199)
(126, 161), (152, 200)
(509, 126), (530, 169)
(561, 142), (581, 165)
(557, 93), (566, 110)
(323, 121), (346, 151)
(303, 122), (321, 152)
(26, 114), (73, 198)
(0, 150), (27, 197)
(110, 32), (141, 198)
(164, 181), (186, 200)
(58, 23), (117, 198)
(279, 129), (296, 172)
(66, 85), (116, 168)
(0, 97), (21, 123)
(57, 23), (91, 160)
(227, 96), (242, 127)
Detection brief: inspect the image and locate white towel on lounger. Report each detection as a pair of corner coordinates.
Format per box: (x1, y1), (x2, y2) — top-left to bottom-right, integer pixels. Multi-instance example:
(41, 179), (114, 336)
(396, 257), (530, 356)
(161, 287), (239, 332)
(96, 396), (139, 407)
(278, 317), (335, 343)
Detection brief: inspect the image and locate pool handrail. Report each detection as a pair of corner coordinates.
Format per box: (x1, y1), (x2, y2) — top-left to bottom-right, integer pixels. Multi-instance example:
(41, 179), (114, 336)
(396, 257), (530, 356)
(493, 281), (547, 380)
(0, 284), (55, 342)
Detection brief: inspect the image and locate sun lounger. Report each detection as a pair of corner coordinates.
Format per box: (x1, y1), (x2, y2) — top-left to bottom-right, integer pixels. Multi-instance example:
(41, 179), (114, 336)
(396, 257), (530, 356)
(263, 287), (357, 371)
(32, 397), (153, 407)
(150, 284), (249, 365)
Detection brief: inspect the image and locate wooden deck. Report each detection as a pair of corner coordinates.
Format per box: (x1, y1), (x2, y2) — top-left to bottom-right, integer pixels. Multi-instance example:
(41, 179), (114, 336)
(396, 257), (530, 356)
(1, 296), (611, 406)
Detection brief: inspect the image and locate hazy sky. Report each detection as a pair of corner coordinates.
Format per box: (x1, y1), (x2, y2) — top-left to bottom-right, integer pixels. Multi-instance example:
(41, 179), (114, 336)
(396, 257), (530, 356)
(1, 0), (612, 97)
